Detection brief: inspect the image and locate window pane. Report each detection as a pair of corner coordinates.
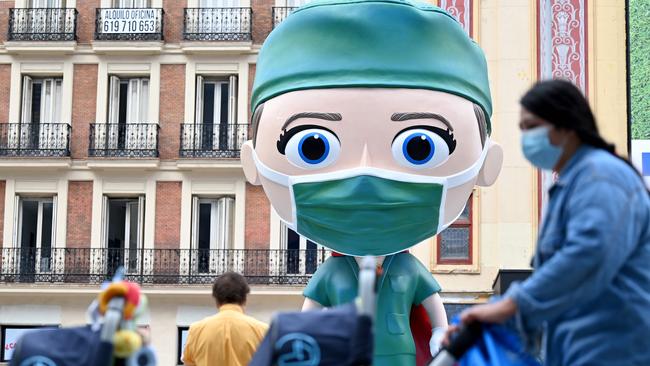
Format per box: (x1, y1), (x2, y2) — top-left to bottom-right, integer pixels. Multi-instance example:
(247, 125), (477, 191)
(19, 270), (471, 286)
(439, 227), (470, 261)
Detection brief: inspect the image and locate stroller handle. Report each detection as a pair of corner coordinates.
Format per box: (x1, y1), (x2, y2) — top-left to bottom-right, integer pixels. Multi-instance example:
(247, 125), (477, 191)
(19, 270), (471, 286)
(429, 321), (483, 366)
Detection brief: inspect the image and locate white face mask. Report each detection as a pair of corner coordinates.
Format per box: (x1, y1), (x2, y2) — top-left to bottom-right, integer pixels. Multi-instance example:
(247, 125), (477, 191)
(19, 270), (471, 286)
(251, 141), (489, 256)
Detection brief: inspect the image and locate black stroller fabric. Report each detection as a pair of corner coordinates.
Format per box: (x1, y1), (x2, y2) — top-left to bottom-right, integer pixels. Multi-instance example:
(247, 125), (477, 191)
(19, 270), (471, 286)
(250, 303), (373, 366)
(9, 326), (113, 366)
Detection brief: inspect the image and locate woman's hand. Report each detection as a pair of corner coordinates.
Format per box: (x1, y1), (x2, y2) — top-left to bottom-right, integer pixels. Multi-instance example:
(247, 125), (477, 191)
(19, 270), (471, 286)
(442, 298), (518, 346)
(461, 297), (518, 324)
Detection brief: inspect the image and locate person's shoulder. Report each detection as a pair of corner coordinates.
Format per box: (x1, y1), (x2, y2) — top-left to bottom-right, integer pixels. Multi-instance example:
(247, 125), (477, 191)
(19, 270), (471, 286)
(242, 314), (269, 331)
(389, 252), (429, 274)
(188, 315), (217, 334)
(577, 148), (641, 190)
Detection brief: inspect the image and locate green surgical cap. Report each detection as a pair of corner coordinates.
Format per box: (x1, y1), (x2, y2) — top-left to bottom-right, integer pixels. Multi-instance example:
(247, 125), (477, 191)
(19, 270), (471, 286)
(251, 0), (492, 132)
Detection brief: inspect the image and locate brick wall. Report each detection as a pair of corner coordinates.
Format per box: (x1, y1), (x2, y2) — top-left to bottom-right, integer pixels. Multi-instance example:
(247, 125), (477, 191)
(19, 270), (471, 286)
(66, 181), (93, 248)
(163, 0), (186, 44)
(77, 0), (99, 44)
(159, 64), (185, 160)
(71, 64), (98, 159)
(0, 181), (5, 247)
(0, 64), (10, 123)
(154, 181), (182, 249)
(0, 1), (12, 44)
(245, 183), (270, 249)
(252, 0), (274, 45)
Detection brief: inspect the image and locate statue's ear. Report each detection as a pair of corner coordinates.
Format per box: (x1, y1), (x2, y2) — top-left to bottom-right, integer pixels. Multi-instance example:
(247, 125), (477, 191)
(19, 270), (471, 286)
(476, 140), (503, 187)
(241, 141), (261, 185)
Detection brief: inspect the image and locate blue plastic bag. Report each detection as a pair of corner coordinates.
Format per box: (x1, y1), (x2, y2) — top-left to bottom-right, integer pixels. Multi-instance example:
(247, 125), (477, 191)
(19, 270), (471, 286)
(451, 317), (541, 366)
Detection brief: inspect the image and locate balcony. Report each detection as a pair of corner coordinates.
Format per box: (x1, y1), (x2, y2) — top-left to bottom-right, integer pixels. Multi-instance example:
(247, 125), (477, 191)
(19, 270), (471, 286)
(0, 248), (330, 286)
(0, 123), (70, 158)
(272, 7), (297, 28)
(94, 8), (164, 41)
(179, 123), (248, 159)
(88, 123), (159, 158)
(8, 8), (77, 41)
(183, 8), (252, 41)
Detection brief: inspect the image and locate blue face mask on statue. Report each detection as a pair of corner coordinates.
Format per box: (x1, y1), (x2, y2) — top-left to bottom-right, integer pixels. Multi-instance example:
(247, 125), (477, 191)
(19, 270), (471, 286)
(521, 126), (563, 170)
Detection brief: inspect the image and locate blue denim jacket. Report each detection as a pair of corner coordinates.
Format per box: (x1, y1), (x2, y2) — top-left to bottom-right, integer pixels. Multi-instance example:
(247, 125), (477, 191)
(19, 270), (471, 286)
(506, 146), (650, 366)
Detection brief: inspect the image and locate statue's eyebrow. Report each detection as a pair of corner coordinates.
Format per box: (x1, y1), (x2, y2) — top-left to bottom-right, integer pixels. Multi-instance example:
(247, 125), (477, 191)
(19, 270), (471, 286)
(391, 112), (454, 132)
(281, 112), (342, 130)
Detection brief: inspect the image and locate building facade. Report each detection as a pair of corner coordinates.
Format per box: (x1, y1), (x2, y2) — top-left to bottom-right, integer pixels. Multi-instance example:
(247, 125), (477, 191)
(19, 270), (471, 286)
(0, 0), (628, 364)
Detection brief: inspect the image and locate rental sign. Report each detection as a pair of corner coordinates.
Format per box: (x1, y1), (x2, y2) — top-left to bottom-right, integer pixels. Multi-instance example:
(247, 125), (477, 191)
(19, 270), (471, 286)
(99, 8), (158, 34)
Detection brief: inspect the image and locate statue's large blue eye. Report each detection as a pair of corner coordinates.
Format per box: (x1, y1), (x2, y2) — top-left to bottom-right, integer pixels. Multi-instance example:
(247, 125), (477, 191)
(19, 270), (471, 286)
(285, 129), (340, 169)
(392, 128), (451, 169)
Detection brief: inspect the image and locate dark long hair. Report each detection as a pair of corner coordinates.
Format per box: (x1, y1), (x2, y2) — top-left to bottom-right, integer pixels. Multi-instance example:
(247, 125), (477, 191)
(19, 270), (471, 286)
(520, 79), (645, 184)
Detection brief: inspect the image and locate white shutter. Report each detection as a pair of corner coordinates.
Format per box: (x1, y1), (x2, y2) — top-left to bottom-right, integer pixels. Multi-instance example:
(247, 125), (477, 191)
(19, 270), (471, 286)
(21, 76), (33, 124)
(193, 76), (205, 151)
(216, 197), (235, 250)
(139, 79), (149, 123)
(108, 76), (121, 124)
(100, 196), (109, 248)
(127, 79), (138, 124)
(195, 76), (204, 125)
(41, 79), (53, 124)
(137, 196), (145, 250)
(51, 195), (58, 249)
(227, 75), (237, 125)
(191, 196), (199, 250)
(107, 76), (121, 150)
(13, 196), (21, 247)
(228, 76), (238, 150)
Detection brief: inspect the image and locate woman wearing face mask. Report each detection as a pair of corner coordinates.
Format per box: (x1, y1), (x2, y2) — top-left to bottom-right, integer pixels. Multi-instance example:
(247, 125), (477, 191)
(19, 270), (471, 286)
(444, 79), (650, 365)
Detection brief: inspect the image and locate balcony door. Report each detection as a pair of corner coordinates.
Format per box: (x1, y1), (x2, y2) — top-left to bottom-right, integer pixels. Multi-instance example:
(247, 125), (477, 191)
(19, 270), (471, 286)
(195, 0), (245, 35)
(26, 0), (66, 35)
(107, 76), (149, 151)
(200, 0), (240, 6)
(103, 197), (145, 277)
(276, 0), (311, 6)
(113, 0), (150, 7)
(280, 223), (318, 275)
(191, 197), (235, 274)
(14, 76), (63, 150)
(14, 197), (56, 280)
(192, 75), (237, 152)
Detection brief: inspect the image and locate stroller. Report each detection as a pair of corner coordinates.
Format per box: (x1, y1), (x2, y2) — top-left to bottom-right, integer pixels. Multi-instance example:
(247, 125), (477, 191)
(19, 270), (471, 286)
(250, 256), (538, 366)
(9, 268), (157, 366)
(250, 256), (377, 366)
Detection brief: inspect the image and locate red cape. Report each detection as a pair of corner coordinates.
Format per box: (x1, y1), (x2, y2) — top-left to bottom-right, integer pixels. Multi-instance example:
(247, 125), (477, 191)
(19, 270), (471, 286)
(331, 252), (433, 366)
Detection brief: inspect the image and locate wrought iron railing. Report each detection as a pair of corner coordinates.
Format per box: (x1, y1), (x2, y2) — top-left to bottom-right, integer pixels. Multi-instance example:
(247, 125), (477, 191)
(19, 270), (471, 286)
(179, 123), (248, 158)
(94, 8), (164, 41)
(0, 247), (331, 285)
(0, 123), (71, 157)
(183, 8), (252, 41)
(88, 123), (159, 158)
(8, 8), (77, 41)
(272, 7), (297, 28)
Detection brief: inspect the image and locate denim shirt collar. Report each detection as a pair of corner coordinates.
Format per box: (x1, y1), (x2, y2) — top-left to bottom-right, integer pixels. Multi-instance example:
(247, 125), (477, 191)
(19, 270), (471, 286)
(554, 145), (594, 187)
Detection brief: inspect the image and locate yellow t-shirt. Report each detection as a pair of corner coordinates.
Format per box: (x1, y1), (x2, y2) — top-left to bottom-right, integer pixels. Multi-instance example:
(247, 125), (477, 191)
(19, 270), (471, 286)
(182, 304), (268, 366)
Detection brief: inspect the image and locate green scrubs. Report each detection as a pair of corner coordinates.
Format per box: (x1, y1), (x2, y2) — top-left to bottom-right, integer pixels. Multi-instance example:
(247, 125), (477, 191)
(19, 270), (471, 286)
(303, 253), (441, 366)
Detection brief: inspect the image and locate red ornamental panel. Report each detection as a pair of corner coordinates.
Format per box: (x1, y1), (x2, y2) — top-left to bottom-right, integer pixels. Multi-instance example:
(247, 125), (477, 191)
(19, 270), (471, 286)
(439, 0), (473, 37)
(537, 0), (588, 217)
(538, 0), (588, 92)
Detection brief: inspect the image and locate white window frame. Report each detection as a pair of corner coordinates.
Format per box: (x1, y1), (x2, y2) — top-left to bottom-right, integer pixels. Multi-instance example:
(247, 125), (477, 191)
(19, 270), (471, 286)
(190, 196), (237, 274)
(192, 75), (238, 151)
(14, 76), (64, 150)
(101, 196), (145, 275)
(13, 196), (57, 274)
(106, 76), (150, 150)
